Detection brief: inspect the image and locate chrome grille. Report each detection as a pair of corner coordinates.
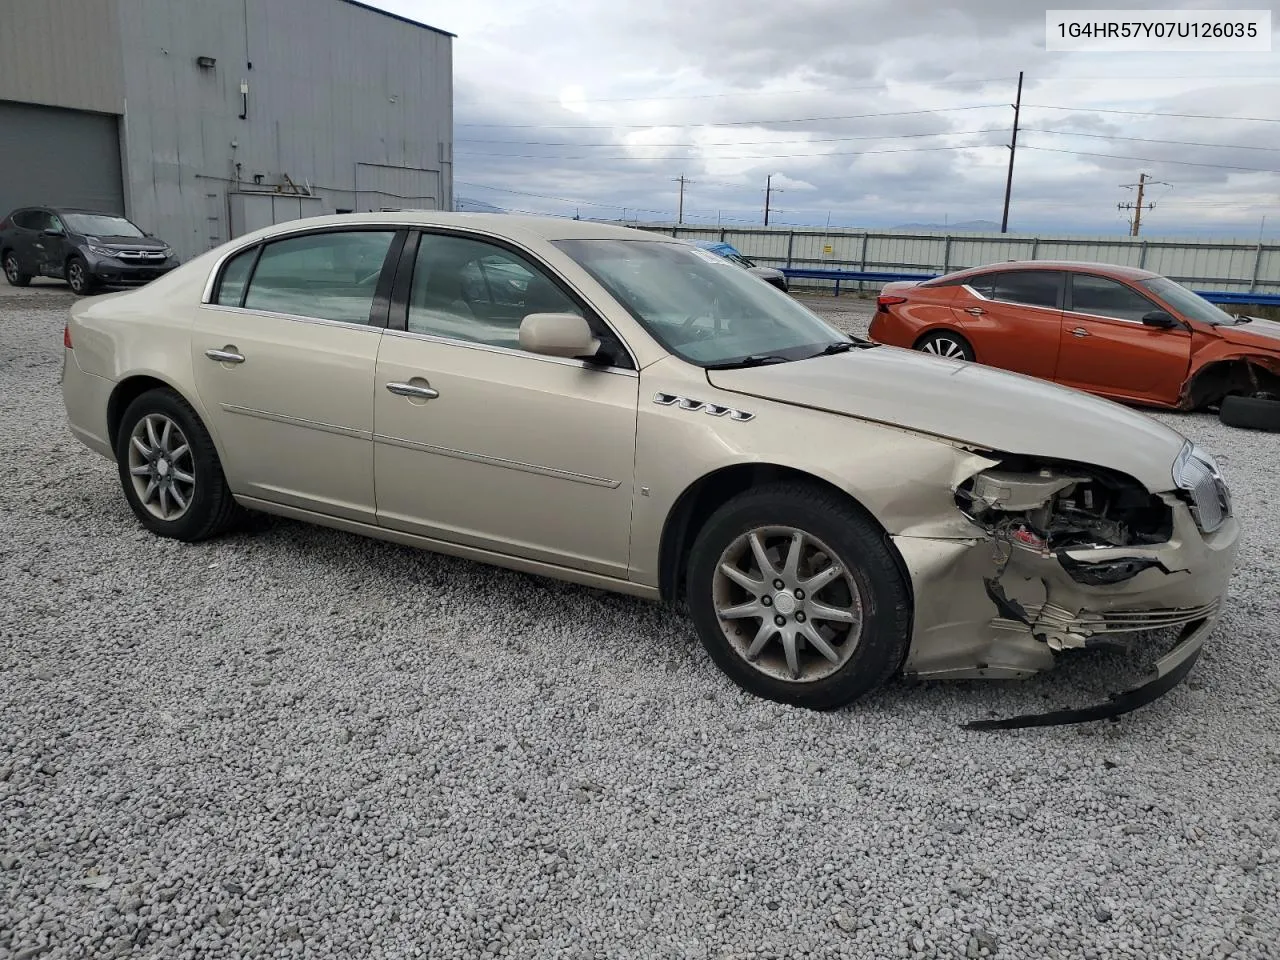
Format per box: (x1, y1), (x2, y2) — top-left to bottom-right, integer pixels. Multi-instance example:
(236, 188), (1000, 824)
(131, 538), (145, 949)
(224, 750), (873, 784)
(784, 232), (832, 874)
(116, 249), (166, 261)
(1173, 442), (1231, 533)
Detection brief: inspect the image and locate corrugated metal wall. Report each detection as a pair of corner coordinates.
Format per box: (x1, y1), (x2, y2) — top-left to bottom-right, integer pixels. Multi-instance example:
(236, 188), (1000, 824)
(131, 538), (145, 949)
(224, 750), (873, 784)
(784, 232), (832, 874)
(0, 0), (124, 114)
(638, 224), (1280, 295)
(114, 0), (453, 260)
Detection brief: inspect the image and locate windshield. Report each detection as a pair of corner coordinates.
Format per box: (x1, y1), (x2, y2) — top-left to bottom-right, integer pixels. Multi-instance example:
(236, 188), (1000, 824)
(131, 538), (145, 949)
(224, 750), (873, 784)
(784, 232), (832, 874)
(62, 213), (146, 238)
(1140, 276), (1237, 325)
(554, 238), (844, 365)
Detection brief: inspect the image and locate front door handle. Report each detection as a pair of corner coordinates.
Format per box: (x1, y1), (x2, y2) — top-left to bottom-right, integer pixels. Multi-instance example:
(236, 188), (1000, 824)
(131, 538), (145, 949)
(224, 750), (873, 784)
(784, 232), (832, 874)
(1070, 327), (1089, 338)
(205, 347), (245, 364)
(386, 381), (440, 400)
(964, 307), (986, 316)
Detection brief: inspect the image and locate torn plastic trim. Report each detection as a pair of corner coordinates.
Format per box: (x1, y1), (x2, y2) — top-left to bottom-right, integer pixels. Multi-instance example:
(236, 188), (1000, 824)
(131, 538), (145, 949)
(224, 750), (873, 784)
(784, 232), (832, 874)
(1055, 551), (1171, 586)
(963, 613), (1215, 730)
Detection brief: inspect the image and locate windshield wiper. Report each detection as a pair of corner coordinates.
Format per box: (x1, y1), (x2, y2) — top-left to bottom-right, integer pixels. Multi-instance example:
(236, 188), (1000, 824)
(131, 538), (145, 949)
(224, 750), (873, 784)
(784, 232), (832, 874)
(818, 340), (856, 354)
(704, 354), (792, 370)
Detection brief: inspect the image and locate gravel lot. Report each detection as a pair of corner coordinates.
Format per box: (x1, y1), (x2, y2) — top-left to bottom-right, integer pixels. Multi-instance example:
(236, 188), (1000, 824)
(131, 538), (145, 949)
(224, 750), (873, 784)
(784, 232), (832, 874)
(2, 282), (1278, 960)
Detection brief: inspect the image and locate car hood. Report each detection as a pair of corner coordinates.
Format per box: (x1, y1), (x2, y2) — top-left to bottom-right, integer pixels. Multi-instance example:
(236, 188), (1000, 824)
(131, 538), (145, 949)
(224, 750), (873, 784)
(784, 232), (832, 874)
(1214, 317), (1280, 350)
(706, 346), (1189, 492)
(87, 235), (168, 250)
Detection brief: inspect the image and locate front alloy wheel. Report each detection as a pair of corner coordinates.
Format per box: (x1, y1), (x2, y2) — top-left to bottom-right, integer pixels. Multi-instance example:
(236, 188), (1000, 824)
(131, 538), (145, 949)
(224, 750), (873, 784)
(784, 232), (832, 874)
(713, 526), (864, 682)
(686, 482), (912, 710)
(67, 256), (92, 295)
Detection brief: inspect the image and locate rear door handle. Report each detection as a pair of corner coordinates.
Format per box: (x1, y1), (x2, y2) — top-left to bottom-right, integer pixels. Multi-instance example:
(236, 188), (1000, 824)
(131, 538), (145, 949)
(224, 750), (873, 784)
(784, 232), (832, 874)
(385, 381), (440, 400)
(1071, 327), (1089, 338)
(964, 307), (985, 316)
(205, 347), (245, 364)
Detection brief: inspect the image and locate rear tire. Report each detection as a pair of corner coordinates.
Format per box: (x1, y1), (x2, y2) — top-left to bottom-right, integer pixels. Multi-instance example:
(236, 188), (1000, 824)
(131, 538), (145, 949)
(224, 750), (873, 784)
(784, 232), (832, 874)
(66, 255), (95, 295)
(1219, 393), (1280, 432)
(3, 251), (30, 287)
(686, 482), (912, 711)
(114, 388), (244, 541)
(914, 330), (975, 362)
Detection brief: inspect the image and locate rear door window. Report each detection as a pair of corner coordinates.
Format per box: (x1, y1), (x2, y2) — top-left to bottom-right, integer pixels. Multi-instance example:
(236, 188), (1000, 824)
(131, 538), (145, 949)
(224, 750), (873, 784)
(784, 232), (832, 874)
(989, 271), (1063, 309)
(242, 230), (397, 324)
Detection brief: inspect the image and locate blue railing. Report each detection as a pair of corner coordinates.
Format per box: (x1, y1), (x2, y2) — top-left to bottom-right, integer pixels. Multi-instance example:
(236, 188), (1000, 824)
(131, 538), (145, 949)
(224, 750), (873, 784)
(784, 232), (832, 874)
(779, 267), (1280, 307)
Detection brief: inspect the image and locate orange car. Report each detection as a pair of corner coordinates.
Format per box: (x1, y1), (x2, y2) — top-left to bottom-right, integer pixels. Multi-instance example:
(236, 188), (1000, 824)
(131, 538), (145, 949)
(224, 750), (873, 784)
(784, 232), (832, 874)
(868, 260), (1280, 427)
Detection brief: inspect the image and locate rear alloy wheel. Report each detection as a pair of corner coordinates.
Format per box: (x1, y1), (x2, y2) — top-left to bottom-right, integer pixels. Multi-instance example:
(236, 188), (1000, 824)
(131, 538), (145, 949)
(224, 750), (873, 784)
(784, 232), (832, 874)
(915, 330), (974, 362)
(1218, 393), (1280, 432)
(115, 388), (244, 541)
(3, 252), (30, 287)
(686, 482), (912, 710)
(66, 255), (94, 295)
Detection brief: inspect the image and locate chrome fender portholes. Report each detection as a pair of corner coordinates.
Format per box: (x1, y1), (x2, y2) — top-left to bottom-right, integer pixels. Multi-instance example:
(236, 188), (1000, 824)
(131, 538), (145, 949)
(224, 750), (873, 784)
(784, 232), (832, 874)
(653, 392), (755, 422)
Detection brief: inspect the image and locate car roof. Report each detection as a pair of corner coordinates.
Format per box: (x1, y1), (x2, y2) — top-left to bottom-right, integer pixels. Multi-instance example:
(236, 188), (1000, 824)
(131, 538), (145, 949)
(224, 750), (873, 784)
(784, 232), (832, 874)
(946, 260), (1161, 282)
(244, 211), (684, 245)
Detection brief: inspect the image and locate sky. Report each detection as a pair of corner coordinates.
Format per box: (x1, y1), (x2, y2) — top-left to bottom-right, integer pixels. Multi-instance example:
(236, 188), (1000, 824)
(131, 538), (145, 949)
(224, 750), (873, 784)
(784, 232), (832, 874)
(376, 0), (1280, 237)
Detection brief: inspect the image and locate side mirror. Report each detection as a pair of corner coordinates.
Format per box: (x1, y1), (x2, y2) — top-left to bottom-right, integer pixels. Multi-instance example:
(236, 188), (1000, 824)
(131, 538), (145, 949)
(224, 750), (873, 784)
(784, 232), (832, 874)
(519, 312), (600, 360)
(1141, 310), (1178, 329)
(43, 227), (64, 237)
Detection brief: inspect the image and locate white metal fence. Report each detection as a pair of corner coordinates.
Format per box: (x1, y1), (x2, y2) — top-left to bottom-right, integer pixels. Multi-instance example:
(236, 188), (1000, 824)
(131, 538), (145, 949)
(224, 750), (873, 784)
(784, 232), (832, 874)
(627, 223), (1280, 297)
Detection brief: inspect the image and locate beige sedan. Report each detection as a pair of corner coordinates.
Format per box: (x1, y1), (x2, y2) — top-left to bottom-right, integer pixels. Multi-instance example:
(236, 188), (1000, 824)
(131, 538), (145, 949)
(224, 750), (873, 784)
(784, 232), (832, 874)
(61, 213), (1240, 727)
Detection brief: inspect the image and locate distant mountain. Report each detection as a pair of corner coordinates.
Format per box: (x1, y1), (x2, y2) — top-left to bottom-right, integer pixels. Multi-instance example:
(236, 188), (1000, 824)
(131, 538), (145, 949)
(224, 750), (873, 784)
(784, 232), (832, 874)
(455, 197), (506, 213)
(892, 220), (1001, 232)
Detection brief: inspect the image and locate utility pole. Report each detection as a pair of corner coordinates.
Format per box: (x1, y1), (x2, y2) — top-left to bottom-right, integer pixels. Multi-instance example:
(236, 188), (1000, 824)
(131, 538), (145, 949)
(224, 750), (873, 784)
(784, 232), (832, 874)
(1000, 70), (1023, 234)
(764, 175), (782, 226)
(1118, 172), (1169, 236)
(673, 174), (693, 225)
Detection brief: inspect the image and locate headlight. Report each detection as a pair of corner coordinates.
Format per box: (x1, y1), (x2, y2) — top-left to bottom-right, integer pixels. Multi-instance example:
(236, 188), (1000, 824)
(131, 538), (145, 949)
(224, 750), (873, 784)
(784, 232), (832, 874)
(160, 246), (173, 258)
(87, 244), (117, 258)
(1172, 441), (1231, 533)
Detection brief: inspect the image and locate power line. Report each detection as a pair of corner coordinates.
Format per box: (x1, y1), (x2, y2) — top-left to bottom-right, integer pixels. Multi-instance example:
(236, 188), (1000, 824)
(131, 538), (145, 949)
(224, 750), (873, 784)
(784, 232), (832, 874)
(1020, 145), (1280, 174)
(454, 179), (672, 216)
(456, 127), (1008, 147)
(455, 103), (1008, 129)
(458, 77), (1013, 106)
(455, 144), (997, 163)
(1022, 128), (1280, 153)
(1025, 105), (1280, 123)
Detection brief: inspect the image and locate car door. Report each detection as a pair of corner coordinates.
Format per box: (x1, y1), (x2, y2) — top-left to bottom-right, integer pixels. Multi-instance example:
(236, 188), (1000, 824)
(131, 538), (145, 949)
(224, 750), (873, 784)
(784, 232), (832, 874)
(34, 210), (69, 277)
(373, 230), (639, 578)
(190, 227), (403, 523)
(18, 210), (58, 276)
(6, 210), (40, 272)
(1055, 272), (1193, 405)
(949, 270), (1065, 380)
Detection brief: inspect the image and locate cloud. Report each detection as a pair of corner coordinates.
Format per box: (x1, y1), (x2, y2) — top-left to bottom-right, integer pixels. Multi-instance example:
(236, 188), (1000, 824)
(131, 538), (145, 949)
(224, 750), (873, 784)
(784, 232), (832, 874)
(382, 0), (1280, 236)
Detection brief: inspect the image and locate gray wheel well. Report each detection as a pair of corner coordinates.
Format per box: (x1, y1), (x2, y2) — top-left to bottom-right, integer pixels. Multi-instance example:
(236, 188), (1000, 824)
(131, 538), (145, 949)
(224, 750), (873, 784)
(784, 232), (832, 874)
(657, 463), (913, 612)
(107, 376), (174, 450)
(1182, 358), (1280, 410)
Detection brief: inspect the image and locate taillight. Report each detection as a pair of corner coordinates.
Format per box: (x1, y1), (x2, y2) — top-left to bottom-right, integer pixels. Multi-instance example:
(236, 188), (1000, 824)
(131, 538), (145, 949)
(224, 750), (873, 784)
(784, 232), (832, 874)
(63, 323), (73, 348)
(877, 294), (908, 311)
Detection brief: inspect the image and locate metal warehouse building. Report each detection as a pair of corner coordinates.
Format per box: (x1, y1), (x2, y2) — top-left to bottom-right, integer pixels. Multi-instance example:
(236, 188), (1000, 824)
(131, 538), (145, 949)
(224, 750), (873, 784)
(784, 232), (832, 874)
(0, 0), (453, 261)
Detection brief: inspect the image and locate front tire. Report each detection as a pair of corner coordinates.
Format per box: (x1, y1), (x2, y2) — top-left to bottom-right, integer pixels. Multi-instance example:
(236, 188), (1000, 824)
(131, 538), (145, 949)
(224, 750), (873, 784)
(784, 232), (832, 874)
(66, 255), (95, 295)
(686, 482), (912, 710)
(915, 330), (975, 362)
(3, 251), (31, 287)
(114, 388), (243, 541)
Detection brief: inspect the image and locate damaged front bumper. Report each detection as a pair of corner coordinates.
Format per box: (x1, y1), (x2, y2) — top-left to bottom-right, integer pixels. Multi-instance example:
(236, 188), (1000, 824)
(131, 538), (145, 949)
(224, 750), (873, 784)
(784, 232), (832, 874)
(963, 610), (1216, 730)
(892, 498), (1240, 728)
